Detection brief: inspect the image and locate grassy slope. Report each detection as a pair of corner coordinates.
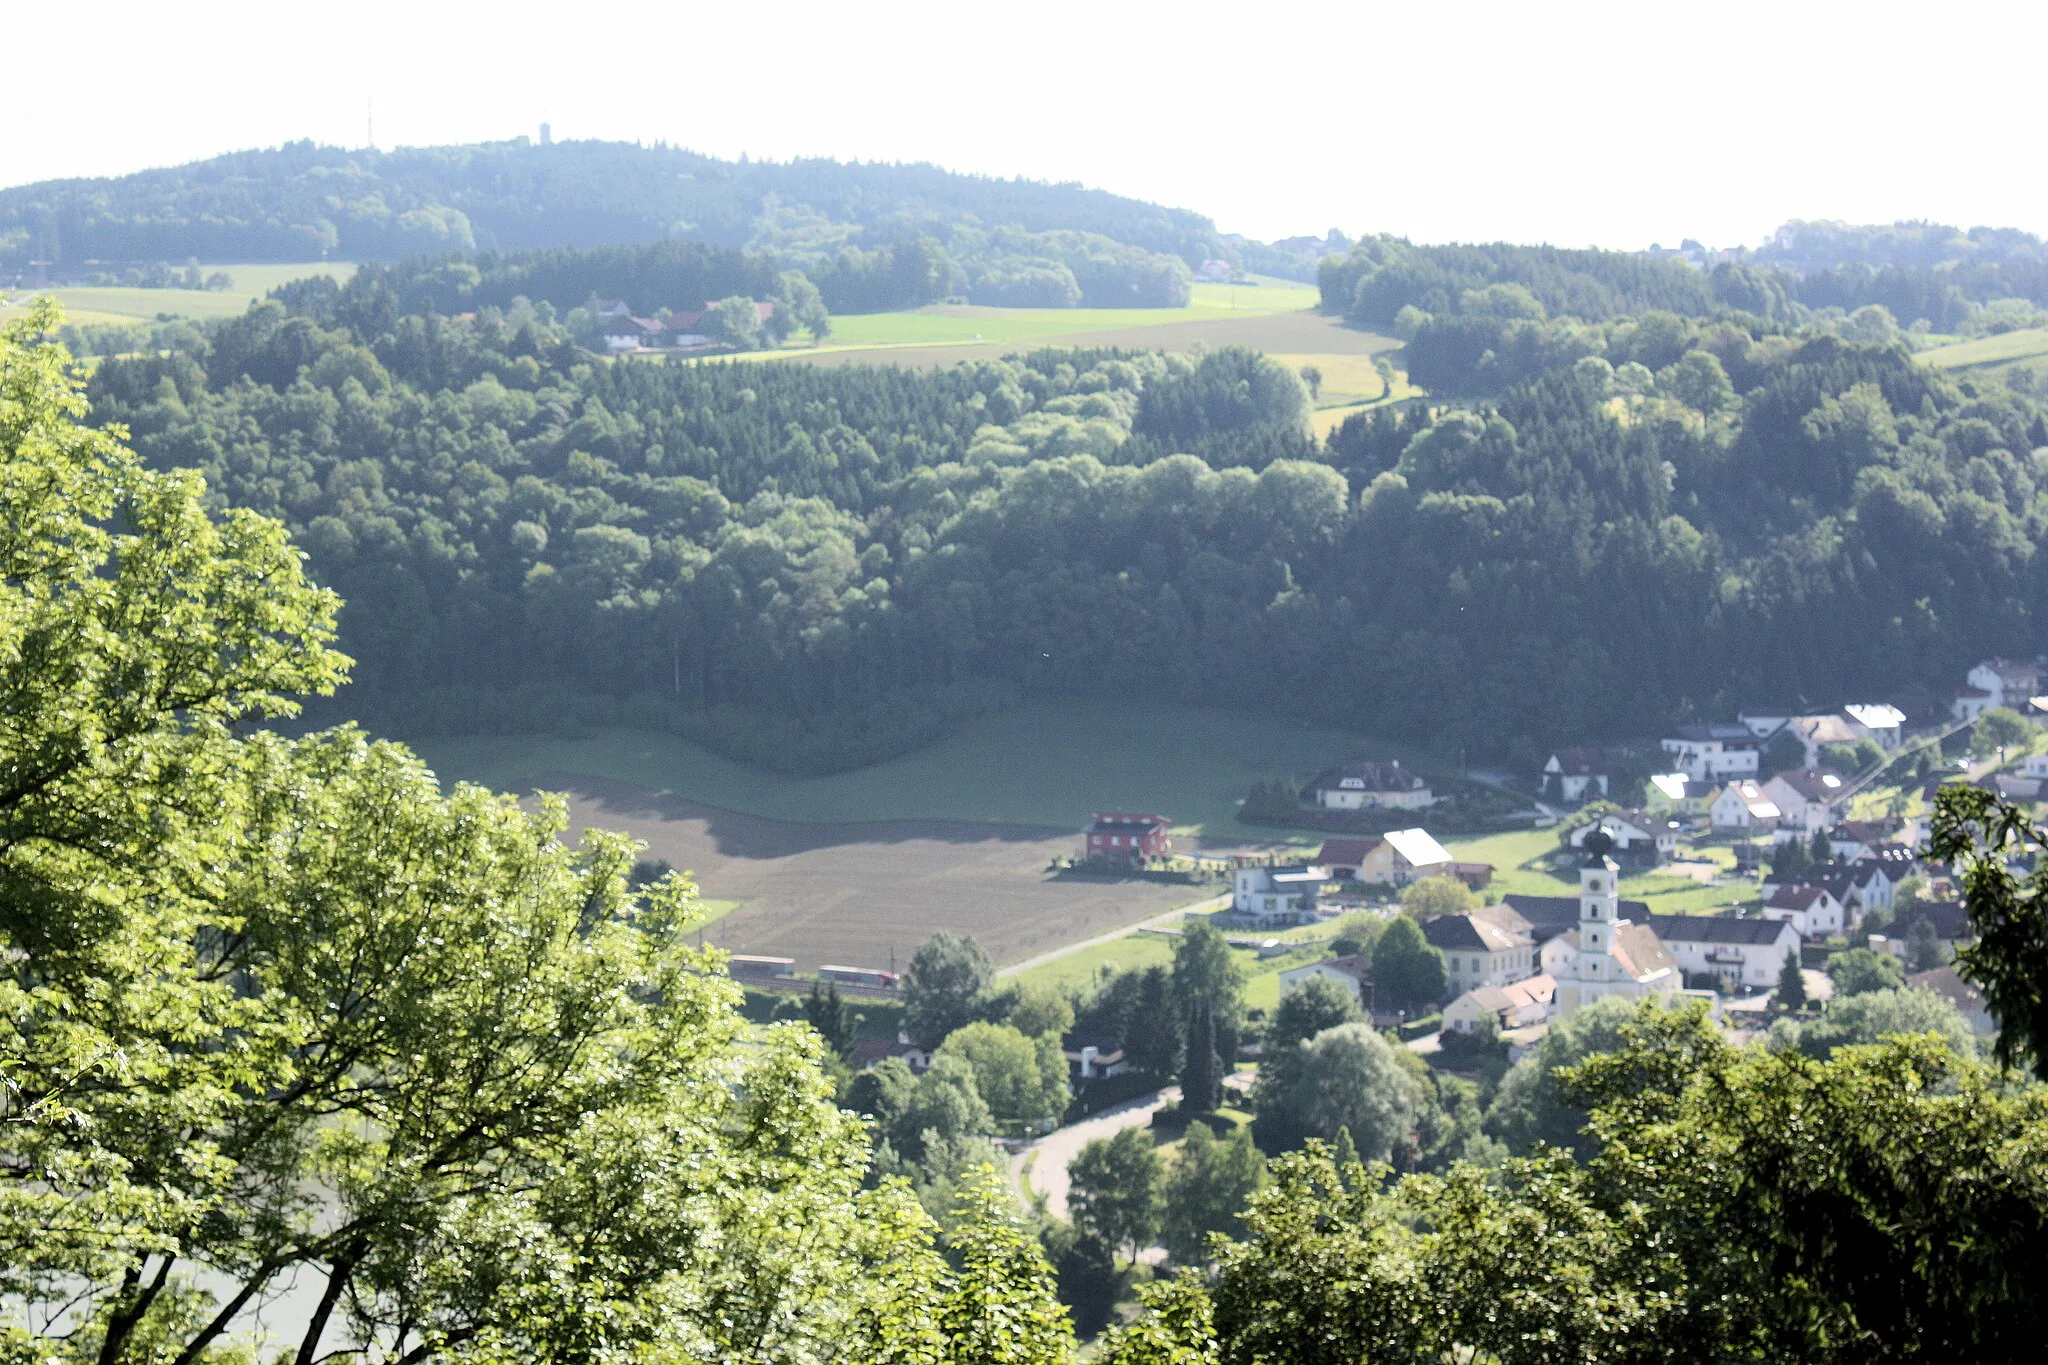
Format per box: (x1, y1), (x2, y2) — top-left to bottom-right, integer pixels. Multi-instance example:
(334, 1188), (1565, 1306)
(410, 699), (1406, 837)
(1, 262), (358, 325)
(1917, 328), (2048, 369)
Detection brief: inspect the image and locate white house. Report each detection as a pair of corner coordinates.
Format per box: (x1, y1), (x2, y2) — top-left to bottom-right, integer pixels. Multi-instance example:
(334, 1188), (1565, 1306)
(1646, 914), (1800, 991)
(600, 315), (665, 351)
(1541, 850), (1680, 1019)
(1762, 768), (1849, 834)
(1762, 883), (1847, 938)
(1444, 975), (1556, 1035)
(1566, 809), (1679, 863)
(1814, 860), (1894, 917)
(1543, 748), (1612, 804)
(1278, 954), (1370, 1005)
(1968, 658), (2042, 708)
(1063, 1044), (1131, 1080)
(1308, 760), (1434, 811)
(1231, 864), (1326, 925)
(1843, 703), (1906, 749)
(1660, 723), (1761, 782)
(1710, 780), (1780, 831)
(1423, 910), (1536, 997)
(848, 1032), (931, 1073)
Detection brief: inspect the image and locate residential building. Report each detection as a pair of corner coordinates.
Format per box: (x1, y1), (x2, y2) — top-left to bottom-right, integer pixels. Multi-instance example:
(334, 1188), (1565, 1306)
(1230, 863), (1326, 924)
(1825, 820), (1894, 862)
(1968, 658), (2042, 708)
(1952, 686), (1995, 722)
(1444, 975), (1556, 1035)
(849, 1033), (930, 1073)
(1646, 914), (1799, 991)
(1314, 837), (1383, 881)
(1812, 860), (1894, 916)
(1781, 714), (1865, 768)
(1063, 1043), (1131, 1080)
(1647, 773), (1712, 815)
(1308, 759), (1434, 810)
(1348, 827), (1456, 884)
(1710, 780), (1780, 830)
(1874, 900), (1973, 963)
(1762, 883), (1847, 937)
(1566, 809), (1679, 863)
(1763, 768), (1849, 834)
(1543, 748), (1612, 803)
(1660, 722), (1761, 782)
(1905, 966), (1995, 1035)
(1278, 953), (1370, 1005)
(1423, 911), (1536, 997)
(1084, 811), (1171, 862)
(600, 314), (665, 351)
(1541, 851), (1680, 1018)
(1843, 703), (1906, 749)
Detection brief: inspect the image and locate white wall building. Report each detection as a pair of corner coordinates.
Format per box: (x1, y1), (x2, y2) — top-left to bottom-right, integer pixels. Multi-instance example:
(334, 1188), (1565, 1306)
(1646, 914), (1800, 991)
(1660, 723), (1762, 782)
(1423, 910), (1536, 997)
(1762, 883), (1847, 938)
(1541, 852), (1680, 1019)
(1231, 864), (1326, 925)
(1710, 780), (1780, 830)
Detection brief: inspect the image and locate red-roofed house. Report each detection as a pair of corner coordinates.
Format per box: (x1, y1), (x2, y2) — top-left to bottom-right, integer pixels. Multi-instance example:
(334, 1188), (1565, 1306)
(1314, 837), (1384, 881)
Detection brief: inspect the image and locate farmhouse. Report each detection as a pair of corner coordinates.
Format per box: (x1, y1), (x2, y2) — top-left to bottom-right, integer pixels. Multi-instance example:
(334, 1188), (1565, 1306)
(1543, 747), (1612, 804)
(1762, 768), (1848, 834)
(1313, 837), (1383, 880)
(1443, 974), (1555, 1035)
(600, 314), (666, 351)
(1709, 780), (1780, 831)
(1540, 850), (1679, 1018)
(1646, 914), (1799, 991)
(1278, 953), (1370, 1006)
(1308, 759), (1434, 811)
(1084, 811), (1171, 863)
(1424, 909), (1536, 996)
(1346, 827), (1456, 884)
(1566, 809), (1678, 863)
(1761, 883), (1847, 937)
(1660, 722), (1761, 782)
(1230, 863), (1326, 924)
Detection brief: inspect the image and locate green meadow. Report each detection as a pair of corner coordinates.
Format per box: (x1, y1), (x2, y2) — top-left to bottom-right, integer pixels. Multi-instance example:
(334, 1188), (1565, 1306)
(1, 262), (357, 326)
(1917, 327), (2048, 369)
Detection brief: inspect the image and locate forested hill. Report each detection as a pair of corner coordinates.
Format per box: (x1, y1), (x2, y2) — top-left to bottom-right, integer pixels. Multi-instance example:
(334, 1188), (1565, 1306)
(79, 261), (2048, 772)
(0, 138), (1328, 303)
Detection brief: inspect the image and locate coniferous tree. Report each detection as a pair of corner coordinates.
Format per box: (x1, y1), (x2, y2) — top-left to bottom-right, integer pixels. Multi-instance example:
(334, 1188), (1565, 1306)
(1778, 949), (1809, 1012)
(1180, 999), (1222, 1114)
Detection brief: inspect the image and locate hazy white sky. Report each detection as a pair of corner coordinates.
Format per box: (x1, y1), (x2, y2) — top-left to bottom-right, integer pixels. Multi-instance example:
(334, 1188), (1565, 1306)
(5, 0), (2042, 250)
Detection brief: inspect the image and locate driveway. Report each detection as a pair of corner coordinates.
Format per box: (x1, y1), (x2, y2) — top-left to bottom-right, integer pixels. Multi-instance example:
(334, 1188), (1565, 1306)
(1013, 1087), (1176, 1219)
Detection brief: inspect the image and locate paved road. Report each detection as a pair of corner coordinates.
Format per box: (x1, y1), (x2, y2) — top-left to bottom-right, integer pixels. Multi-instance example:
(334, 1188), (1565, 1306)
(995, 893), (1229, 980)
(1014, 1087), (1177, 1219)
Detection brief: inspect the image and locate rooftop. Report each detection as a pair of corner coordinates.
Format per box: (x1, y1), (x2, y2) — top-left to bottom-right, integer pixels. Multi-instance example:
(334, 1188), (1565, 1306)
(1384, 827), (1453, 867)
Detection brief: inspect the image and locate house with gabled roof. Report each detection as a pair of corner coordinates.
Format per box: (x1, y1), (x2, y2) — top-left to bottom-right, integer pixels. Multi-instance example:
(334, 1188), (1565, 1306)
(1660, 722), (1761, 782)
(1278, 954), (1370, 1006)
(1763, 768), (1849, 834)
(1543, 748), (1612, 804)
(1423, 910), (1535, 997)
(1647, 914), (1799, 990)
(1762, 883), (1846, 938)
(1566, 809), (1679, 863)
(1710, 780), (1779, 831)
(1346, 827), (1455, 885)
(1309, 760), (1434, 811)
(1444, 974), (1555, 1035)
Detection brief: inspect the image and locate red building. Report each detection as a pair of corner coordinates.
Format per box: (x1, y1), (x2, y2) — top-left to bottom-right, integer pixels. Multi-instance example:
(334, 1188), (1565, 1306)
(1085, 812), (1172, 863)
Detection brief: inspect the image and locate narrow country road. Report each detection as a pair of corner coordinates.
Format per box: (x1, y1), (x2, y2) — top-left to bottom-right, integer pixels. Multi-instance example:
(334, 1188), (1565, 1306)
(1014, 1087), (1177, 1219)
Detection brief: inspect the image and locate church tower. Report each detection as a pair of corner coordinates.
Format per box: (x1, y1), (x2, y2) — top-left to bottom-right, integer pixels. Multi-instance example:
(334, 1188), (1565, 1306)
(1578, 839), (1620, 982)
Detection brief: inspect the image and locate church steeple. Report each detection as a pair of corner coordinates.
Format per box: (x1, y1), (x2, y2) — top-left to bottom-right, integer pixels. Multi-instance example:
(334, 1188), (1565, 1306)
(1578, 831), (1619, 971)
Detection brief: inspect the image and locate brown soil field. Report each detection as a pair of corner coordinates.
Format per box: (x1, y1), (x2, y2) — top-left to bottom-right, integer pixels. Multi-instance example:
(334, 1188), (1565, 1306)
(782, 311), (1397, 372)
(536, 774), (1203, 971)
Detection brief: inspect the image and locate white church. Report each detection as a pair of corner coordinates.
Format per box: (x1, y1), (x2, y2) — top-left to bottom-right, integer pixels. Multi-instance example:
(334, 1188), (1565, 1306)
(1541, 842), (1680, 1018)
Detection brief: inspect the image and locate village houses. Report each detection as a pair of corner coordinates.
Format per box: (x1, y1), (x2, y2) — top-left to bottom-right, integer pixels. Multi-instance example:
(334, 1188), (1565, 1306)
(1443, 974), (1556, 1035)
(1565, 809), (1679, 863)
(1229, 862), (1326, 925)
(1955, 658), (2043, 720)
(1660, 722), (1761, 782)
(1308, 828), (1456, 885)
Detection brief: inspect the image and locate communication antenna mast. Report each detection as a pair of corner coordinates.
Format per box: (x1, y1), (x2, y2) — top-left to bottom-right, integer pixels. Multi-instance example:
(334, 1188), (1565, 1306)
(366, 98), (374, 150)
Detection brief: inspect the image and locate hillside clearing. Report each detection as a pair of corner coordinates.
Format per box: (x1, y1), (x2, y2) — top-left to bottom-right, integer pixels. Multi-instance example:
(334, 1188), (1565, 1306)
(2, 262), (357, 326)
(1917, 328), (2048, 369)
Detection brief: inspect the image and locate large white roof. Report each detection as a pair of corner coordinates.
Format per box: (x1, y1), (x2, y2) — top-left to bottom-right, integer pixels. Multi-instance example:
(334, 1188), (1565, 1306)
(1385, 827), (1453, 867)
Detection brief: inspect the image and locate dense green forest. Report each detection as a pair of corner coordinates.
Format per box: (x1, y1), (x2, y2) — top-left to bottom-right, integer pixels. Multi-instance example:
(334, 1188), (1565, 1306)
(0, 137), (1317, 300)
(76, 251), (2048, 770)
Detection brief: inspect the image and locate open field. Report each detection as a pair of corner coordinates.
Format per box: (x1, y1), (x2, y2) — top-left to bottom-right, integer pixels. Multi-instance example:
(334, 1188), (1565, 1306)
(2, 262), (356, 326)
(537, 776), (1208, 970)
(409, 700), (1397, 839)
(1917, 328), (2048, 370)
